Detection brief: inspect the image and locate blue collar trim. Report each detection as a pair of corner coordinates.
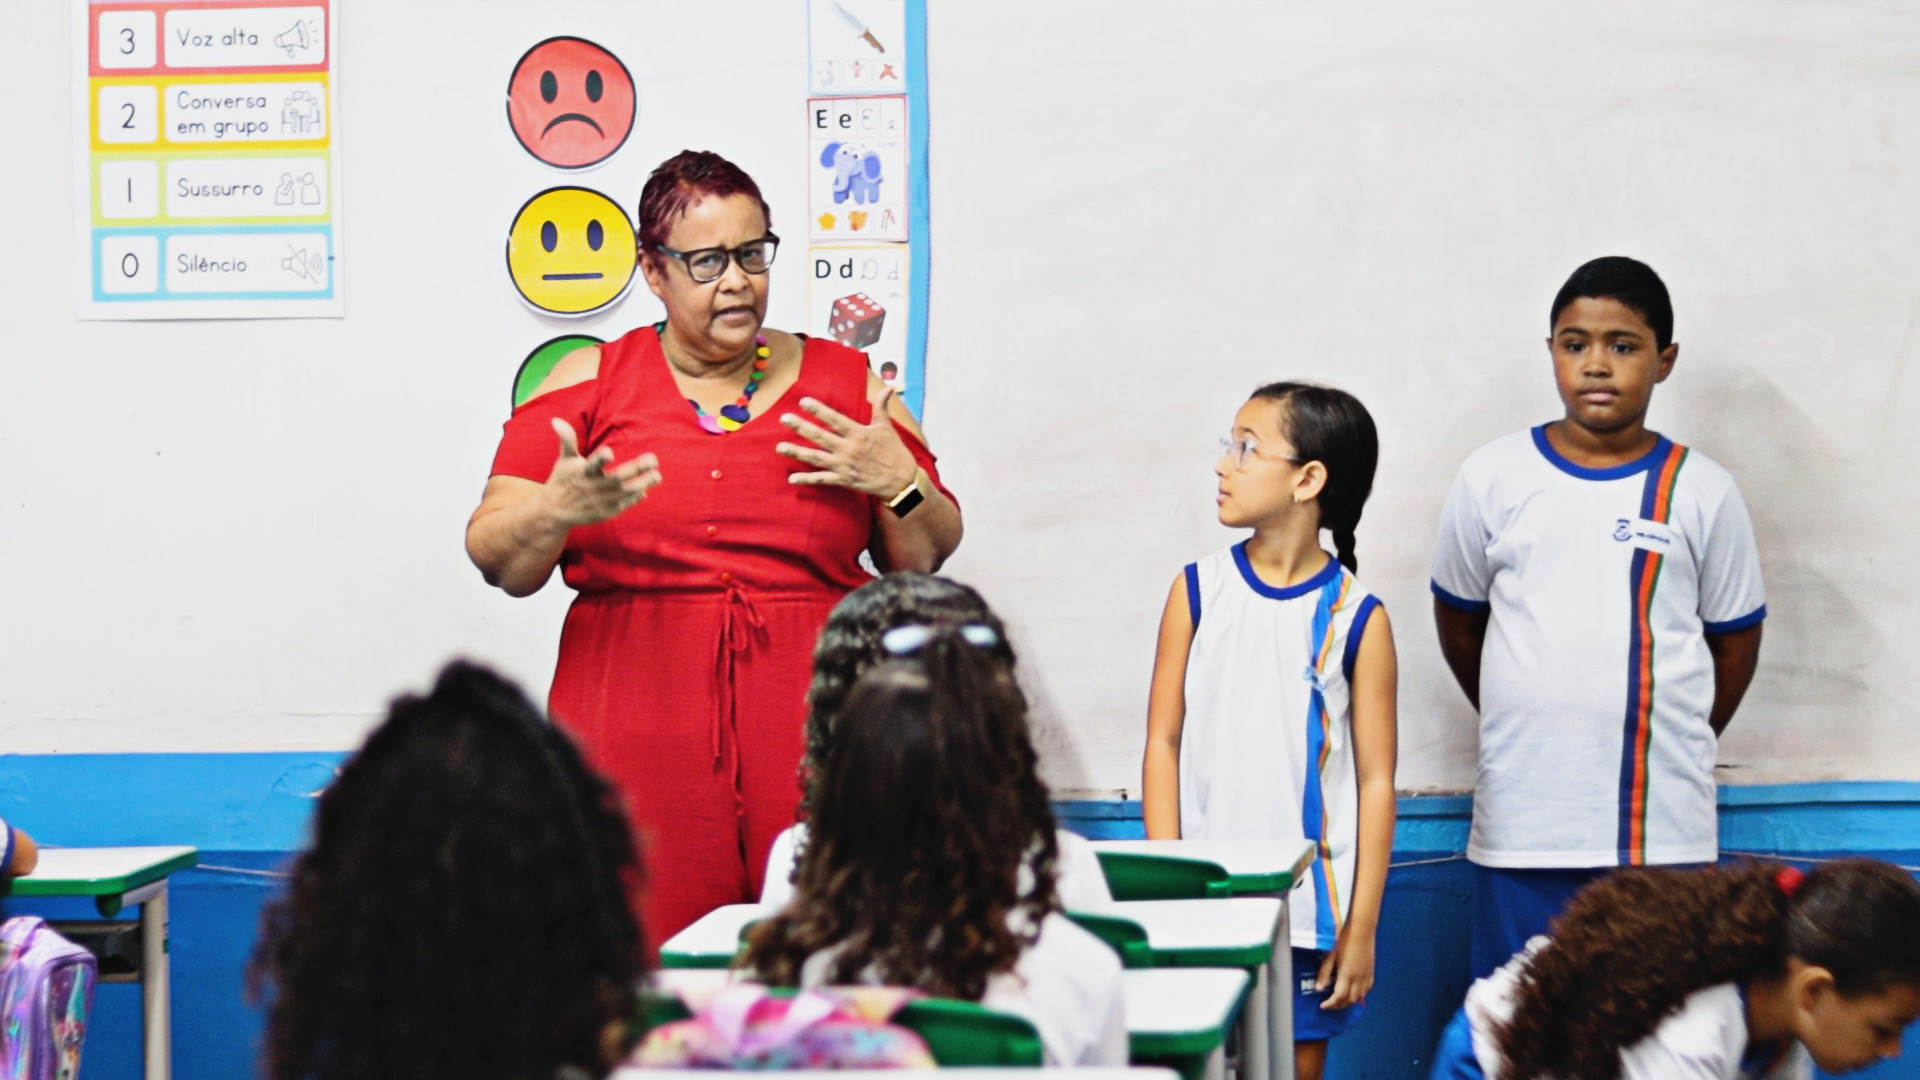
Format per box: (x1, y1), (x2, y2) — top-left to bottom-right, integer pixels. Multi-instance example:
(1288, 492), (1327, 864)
(1531, 423), (1671, 481)
(1232, 542), (1340, 599)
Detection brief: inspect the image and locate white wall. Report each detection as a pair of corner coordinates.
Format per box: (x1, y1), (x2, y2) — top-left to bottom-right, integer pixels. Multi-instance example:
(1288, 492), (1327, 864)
(6, 1), (1918, 796)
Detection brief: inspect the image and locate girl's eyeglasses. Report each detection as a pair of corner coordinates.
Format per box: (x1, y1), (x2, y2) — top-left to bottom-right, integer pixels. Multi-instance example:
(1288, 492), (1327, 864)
(880, 623), (1001, 656)
(1218, 436), (1301, 472)
(650, 234), (780, 284)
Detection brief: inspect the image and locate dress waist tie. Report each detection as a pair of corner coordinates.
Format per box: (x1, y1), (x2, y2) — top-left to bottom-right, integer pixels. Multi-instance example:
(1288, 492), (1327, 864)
(712, 586), (767, 775)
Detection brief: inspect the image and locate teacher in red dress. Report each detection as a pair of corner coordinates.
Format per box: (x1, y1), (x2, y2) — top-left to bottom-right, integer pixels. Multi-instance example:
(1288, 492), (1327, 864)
(466, 151), (962, 941)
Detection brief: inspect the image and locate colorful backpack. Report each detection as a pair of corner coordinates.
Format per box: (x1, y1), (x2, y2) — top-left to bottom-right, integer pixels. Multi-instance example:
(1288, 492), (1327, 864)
(630, 983), (935, 1069)
(0, 917), (97, 1080)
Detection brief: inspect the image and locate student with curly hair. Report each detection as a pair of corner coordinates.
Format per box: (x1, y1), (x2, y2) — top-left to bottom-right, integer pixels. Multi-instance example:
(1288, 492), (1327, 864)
(1429, 860), (1920, 1080)
(741, 626), (1127, 1065)
(249, 661), (650, 1080)
(758, 572), (1112, 912)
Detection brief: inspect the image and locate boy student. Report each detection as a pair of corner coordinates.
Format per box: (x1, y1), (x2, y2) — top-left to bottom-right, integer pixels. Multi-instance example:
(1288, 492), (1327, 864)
(1430, 256), (1766, 979)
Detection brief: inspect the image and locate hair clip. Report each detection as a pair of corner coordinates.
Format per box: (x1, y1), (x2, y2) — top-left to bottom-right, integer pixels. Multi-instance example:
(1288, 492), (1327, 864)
(1775, 866), (1806, 898)
(880, 623), (1000, 656)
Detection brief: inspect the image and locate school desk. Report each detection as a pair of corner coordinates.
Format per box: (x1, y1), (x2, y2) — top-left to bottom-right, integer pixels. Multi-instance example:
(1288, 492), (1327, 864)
(1107, 898), (1291, 1080)
(4, 845), (199, 1080)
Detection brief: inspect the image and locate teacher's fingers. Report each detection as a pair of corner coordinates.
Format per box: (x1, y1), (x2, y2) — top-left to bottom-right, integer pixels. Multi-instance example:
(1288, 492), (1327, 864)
(779, 413), (842, 448)
(776, 442), (835, 469)
(787, 470), (849, 487)
(551, 418), (582, 458)
(797, 396), (857, 437)
(582, 445), (614, 477)
(607, 452), (660, 481)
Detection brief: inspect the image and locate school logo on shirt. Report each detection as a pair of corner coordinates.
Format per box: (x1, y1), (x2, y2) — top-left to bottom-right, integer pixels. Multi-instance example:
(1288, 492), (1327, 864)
(1611, 517), (1675, 554)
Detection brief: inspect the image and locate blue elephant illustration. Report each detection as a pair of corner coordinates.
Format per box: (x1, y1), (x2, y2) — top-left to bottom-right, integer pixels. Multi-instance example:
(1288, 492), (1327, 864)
(821, 141), (883, 204)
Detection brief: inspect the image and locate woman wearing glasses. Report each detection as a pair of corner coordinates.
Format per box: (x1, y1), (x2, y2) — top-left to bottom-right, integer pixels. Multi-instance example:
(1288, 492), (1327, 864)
(467, 150), (961, 941)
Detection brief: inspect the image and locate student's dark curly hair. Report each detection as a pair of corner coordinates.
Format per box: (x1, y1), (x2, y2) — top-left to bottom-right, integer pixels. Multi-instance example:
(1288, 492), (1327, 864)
(743, 633), (1058, 1001)
(1498, 859), (1920, 1080)
(249, 661), (649, 1080)
(799, 573), (1015, 812)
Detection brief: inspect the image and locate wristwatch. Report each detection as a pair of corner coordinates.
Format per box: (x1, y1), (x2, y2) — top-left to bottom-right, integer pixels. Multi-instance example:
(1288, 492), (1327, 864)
(886, 468), (930, 518)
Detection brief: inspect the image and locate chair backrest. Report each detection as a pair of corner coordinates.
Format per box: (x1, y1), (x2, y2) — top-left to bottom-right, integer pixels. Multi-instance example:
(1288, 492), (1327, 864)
(896, 998), (1044, 1066)
(1096, 851), (1233, 900)
(1065, 911), (1154, 968)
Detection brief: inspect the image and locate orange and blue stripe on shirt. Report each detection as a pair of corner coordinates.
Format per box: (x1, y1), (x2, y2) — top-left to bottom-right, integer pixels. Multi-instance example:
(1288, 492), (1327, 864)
(1616, 439), (1689, 865)
(1302, 570), (1353, 949)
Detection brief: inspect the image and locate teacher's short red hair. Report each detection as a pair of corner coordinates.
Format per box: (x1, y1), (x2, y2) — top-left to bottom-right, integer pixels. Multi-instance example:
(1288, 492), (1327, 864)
(637, 150), (772, 254)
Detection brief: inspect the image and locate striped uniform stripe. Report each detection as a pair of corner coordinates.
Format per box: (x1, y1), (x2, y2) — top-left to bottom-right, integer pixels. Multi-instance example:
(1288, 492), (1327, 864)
(1616, 441), (1690, 864)
(1302, 570), (1353, 947)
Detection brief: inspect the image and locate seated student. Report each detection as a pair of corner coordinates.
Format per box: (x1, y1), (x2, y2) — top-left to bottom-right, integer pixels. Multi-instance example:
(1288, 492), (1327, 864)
(1430, 860), (1920, 1080)
(742, 629), (1128, 1066)
(760, 572), (1112, 912)
(0, 817), (37, 876)
(249, 661), (650, 1080)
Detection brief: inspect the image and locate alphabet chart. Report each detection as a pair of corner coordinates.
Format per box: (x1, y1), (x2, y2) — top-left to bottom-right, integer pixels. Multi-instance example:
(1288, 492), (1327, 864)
(73, 0), (343, 319)
(808, 96), (910, 244)
(806, 0), (926, 414)
(809, 244), (910, 391)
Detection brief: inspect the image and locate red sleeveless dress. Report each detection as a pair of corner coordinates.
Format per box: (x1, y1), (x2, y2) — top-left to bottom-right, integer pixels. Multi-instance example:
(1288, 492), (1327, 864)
(489, 326), (952, 943)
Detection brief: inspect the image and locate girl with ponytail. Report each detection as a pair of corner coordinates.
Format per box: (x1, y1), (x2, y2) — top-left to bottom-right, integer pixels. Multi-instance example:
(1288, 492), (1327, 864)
(741, 624), (1127, 1066)
(1431, 859), (1920, 1080)
(1142, 382), (1396, 1080)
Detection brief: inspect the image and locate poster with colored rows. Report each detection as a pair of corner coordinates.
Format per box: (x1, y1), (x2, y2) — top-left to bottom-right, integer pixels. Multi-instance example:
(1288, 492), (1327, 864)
(72, 0), (343, 319)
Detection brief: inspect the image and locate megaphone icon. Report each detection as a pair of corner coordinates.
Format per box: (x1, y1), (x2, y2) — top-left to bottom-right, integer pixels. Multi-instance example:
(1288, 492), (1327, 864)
(274, 22), (309, 56)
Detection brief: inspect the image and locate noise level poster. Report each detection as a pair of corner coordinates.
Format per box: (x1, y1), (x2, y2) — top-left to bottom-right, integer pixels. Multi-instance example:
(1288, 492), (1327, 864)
(73, 0), (344, 319)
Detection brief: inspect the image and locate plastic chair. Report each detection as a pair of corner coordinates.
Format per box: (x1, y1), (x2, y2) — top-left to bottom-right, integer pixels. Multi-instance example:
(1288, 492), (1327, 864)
(897, 998), (1045, 1066)
(1065, 911), (1155, 968)
(1096, 851), (1233, 900)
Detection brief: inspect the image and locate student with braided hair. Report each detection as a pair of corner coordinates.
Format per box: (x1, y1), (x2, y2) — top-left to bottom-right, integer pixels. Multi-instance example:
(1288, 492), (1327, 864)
(1143, 382), (1399, 1080)
(1430, 860), (1920, 1080)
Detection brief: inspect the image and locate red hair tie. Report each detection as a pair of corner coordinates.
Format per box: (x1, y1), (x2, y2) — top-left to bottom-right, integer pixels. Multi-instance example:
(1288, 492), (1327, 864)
(1775, 866), (1806, 898)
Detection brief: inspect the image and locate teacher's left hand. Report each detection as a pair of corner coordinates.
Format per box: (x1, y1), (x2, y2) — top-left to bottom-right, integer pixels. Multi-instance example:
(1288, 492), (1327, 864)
(777, 383), (918, 497)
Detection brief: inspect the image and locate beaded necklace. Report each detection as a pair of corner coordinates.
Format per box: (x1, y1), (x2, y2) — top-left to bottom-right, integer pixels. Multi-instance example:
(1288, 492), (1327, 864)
(665, 324), (769, 434)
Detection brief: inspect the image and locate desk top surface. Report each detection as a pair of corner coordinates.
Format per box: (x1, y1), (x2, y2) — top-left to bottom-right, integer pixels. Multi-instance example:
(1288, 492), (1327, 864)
(1092, 840), (1316, 886)
(6, 846), (199, 897)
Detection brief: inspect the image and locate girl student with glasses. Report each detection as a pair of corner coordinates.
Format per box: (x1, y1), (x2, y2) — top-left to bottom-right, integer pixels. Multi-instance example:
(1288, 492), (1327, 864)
(467, 150), (963, 944)
(757, 573), (1114, 914)
(741, 619), (1128, 1067)
(1143, 383), (1401, 1080)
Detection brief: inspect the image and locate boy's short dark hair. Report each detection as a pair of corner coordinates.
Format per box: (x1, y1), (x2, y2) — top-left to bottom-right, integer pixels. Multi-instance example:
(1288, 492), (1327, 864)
(1550, 256), (1674, 350)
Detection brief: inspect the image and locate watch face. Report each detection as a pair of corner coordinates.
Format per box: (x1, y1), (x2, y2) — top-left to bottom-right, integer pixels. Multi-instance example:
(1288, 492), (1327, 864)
(888, 486), (926, 518)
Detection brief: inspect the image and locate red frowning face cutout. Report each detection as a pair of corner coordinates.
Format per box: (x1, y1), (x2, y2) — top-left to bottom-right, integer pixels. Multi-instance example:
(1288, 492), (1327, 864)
(507, 37), (635, 170)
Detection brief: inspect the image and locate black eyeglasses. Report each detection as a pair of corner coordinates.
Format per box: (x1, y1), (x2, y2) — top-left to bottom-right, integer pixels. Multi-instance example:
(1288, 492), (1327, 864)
(650, 234), (780, 284)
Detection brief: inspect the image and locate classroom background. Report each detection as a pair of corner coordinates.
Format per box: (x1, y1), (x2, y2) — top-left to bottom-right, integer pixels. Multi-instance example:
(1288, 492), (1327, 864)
(5, 0), (1920, 1077)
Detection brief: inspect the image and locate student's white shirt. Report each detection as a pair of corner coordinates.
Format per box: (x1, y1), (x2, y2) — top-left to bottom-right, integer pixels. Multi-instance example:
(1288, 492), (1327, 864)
(1464, 939), (1811, 1080)
(759, 824), (1114, 913)
(1431, 427), (1766, 868)
(1178, 544), (1381, 951)
(795, 911), (1129, 1067)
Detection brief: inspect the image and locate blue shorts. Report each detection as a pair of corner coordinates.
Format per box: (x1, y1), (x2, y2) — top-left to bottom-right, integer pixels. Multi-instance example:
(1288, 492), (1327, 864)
(1470, 863), (1706, 980)
(1291, 948), (1366, 1041)
(1428, 1007), (1484, 1080)
(1469, 864), (1611, 980)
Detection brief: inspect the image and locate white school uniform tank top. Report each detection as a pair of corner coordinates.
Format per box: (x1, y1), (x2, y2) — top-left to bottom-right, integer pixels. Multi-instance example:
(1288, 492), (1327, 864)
(1178, 542), (1381, 951)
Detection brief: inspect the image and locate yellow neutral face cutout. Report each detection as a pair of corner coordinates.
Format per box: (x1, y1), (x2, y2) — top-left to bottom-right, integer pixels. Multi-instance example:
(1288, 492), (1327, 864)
(506, 186), (636, 316)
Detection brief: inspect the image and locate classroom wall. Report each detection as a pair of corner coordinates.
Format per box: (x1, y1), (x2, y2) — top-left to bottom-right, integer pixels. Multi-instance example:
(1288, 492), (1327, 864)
(6, 0), (1919, 798)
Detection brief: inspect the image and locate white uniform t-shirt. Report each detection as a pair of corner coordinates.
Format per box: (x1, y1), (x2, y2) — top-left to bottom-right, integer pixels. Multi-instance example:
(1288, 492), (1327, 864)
(1431, 427), (1766, 867)
(1179, 543), (1382, 951)
(759, 824), (1114, 913)
(1463, 938), (1811, 1080)
(796, 910), (1128, 1066)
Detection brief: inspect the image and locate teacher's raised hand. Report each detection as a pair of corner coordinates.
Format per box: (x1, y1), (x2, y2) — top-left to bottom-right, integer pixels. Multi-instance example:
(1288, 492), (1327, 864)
(776, 385), (918, 496)
(544, 417), (662, 525)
